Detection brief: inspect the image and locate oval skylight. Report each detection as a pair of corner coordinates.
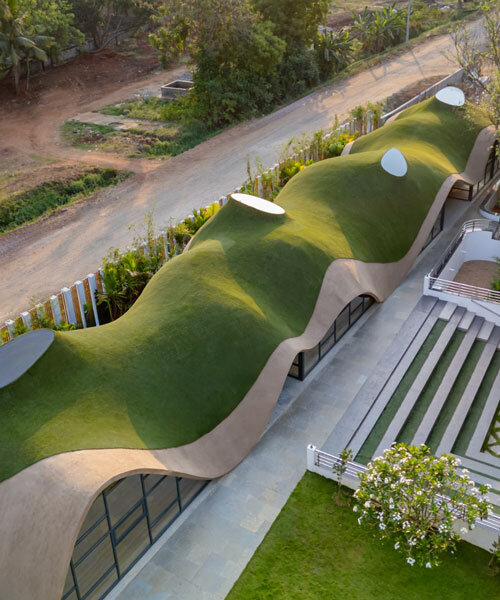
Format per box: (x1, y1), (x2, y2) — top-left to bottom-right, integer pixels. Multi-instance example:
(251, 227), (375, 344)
(231, 193), (285, 215)
(435, 86), (465, 107)
(381, 148), (408, 177)
(0, 329), (55, 388)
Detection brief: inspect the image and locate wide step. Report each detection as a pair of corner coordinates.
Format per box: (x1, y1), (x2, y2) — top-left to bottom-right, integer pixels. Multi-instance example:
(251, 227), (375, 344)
(412, 316), (484, 446)
(436, 326), (500, 457)
(373, 307), (465, 458)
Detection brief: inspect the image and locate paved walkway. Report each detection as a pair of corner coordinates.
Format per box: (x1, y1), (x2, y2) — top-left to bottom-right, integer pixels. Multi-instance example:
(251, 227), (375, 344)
(107, 198), (483, 600)
(0, 19), (485, 321)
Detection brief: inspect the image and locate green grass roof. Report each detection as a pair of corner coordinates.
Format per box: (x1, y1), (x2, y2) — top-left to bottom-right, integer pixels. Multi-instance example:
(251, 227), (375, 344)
(0, 98), (486, 482)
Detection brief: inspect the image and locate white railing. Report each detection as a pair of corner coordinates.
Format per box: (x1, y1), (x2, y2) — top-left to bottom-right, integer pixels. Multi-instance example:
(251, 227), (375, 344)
(427, 278), (500, 304)
(0, 71), (466, 343)
(425, 218), (500, 309)
(307, 445), (500, 534)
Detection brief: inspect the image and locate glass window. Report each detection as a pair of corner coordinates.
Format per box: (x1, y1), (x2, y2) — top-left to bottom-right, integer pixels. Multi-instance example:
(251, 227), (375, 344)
(74, 534), (116, 600)
(114, 505), (146, 544)
(302, 345), (320, 378)
(115, 517), (150, 573)
(178, 478), (206, 510)
(147, 476), (179, 524)
(335, 305), (350, 341)
(106, 476), (142, 525)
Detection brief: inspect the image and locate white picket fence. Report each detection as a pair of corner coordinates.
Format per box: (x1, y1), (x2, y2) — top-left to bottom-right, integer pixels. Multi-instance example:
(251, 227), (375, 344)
(0, 70), (465, 342)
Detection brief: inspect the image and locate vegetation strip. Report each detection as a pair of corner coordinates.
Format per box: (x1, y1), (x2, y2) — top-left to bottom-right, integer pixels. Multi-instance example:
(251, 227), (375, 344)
(226, 472), (498, 600)
(356, 319), (447, 464)
(0, 168), (129, 233)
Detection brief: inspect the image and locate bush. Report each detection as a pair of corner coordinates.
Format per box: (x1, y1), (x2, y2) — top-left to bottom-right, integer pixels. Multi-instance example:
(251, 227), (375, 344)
(354, 443), (492, 568)
(0, 168), (128, 232)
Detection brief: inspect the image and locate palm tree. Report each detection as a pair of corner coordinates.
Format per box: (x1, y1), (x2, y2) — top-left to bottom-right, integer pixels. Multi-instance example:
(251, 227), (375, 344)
(0, 0), (52, 93)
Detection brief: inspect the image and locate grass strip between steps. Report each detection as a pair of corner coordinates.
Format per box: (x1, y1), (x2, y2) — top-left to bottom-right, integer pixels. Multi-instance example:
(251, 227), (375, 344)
(426, 339), (485, 454)
(453, 350), (500, 456)
(355, 319), (446, 464)
(397, 330), (465, 445)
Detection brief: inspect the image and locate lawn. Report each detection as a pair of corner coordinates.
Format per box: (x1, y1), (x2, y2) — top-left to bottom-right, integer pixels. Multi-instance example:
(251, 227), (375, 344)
(0, 98), (489, 482)
(227, 472), (499, 600)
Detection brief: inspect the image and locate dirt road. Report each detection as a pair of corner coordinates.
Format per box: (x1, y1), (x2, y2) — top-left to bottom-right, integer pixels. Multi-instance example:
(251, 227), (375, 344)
(0, 27), (478, 321)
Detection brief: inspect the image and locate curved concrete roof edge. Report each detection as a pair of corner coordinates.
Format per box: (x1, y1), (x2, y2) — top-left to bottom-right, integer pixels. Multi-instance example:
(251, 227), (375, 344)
(0, 125), (495, 600)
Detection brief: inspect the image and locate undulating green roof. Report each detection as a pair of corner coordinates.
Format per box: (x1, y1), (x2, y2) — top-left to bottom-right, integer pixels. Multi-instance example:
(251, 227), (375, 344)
(0, 97), (486, 482)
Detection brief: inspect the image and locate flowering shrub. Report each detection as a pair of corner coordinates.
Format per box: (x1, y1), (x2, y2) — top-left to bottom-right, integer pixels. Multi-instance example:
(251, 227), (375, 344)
(353, 443), (492, 567)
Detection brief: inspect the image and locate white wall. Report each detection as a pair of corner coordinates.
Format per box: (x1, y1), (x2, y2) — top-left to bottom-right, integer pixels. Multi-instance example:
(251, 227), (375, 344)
(440, 231), (500, 281)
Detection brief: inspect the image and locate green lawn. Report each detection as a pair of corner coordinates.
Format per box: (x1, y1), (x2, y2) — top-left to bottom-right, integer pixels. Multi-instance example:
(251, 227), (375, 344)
(0, 98), (488, 482)
(227, 472), (499, 600)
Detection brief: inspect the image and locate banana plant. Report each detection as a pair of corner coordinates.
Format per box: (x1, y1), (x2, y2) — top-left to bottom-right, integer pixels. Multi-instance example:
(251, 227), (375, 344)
(0, 0), (53, 93)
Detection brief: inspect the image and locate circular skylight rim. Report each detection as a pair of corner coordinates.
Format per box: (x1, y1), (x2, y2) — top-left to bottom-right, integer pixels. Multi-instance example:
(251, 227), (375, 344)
(231, 193), (285, 215)
(380, 147), (408, 177)
(435, 86), (465, 107)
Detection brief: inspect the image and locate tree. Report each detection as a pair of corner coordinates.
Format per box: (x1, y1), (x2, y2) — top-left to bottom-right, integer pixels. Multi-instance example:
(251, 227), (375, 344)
(251, 0), (329, 93)
(150, 0), (285, 125)
(19, 0), (84, 61)
(452, 1), (500, 143)
(315, 28), (353, 79)
(0, 0), (53, 92)
(70, 0), (155, 51)
(353, 444), (491, 567)
(251, 0), (329, 47)
(351, 4), (406, 55)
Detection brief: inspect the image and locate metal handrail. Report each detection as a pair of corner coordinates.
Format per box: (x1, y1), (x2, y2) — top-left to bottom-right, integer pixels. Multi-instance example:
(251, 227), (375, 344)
(428, 277), (500, 304)
(428, 219), (498, 279)
(312, 447), (500, 532)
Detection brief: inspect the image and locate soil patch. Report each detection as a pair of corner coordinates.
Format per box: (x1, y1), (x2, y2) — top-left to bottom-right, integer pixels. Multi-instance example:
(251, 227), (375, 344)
(454, 260), (499, 289)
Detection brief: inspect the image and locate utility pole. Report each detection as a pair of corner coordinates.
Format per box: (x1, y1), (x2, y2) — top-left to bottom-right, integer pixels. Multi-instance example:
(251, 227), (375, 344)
(406, 0), (411, 44)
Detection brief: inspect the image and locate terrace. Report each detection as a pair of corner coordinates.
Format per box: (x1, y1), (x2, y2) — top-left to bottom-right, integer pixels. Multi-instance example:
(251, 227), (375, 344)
(424, 219), (500, 323)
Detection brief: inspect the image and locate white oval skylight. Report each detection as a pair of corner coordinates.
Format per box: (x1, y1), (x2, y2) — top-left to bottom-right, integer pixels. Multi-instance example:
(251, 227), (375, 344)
(231, 193), (285, 215)
(435, 86), (465, 107)
(381, 148), (408, 177)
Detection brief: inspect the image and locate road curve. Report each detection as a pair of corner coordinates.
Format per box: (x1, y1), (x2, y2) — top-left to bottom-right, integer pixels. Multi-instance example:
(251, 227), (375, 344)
(0, 23), (482, 321)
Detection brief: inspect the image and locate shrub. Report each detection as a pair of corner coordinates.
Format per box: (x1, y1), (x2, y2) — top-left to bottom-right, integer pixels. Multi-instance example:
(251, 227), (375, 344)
(353, 443), (491, 568)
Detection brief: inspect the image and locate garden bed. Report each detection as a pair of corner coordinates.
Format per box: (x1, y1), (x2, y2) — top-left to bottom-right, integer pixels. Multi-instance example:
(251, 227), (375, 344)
(227, 472), (499, 600)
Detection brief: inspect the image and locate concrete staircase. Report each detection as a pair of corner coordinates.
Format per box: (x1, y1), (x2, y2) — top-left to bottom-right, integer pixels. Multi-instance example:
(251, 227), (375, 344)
(323, 298), (500, 494)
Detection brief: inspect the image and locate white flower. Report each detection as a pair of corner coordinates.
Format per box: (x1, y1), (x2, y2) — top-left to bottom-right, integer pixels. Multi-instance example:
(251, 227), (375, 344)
(379, 523), (386, 530)
(364, 501), (371, 508)
(462, 469), (469, 475)
(394, 542), (400, 550)
(460, 527), (467, 535)
(426, 562), (432, 569)
(353, 505), (358, 512)
(407, 557), (415, 566)
(358, 517), (363, 525)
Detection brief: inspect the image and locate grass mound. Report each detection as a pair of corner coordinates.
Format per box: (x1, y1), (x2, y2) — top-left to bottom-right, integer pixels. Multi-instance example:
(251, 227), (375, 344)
(227, 472), (498, 600)
(0, 98), (487, 482)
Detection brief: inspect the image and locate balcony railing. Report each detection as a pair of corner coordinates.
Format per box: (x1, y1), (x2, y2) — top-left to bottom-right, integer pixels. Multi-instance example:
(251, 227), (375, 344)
(428, 277), (500, 305)
(428, 219), (499, 280)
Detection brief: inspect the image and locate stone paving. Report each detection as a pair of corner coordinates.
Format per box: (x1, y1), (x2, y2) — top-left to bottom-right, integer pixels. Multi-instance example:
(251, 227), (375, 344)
(109, 199), (481, 600)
